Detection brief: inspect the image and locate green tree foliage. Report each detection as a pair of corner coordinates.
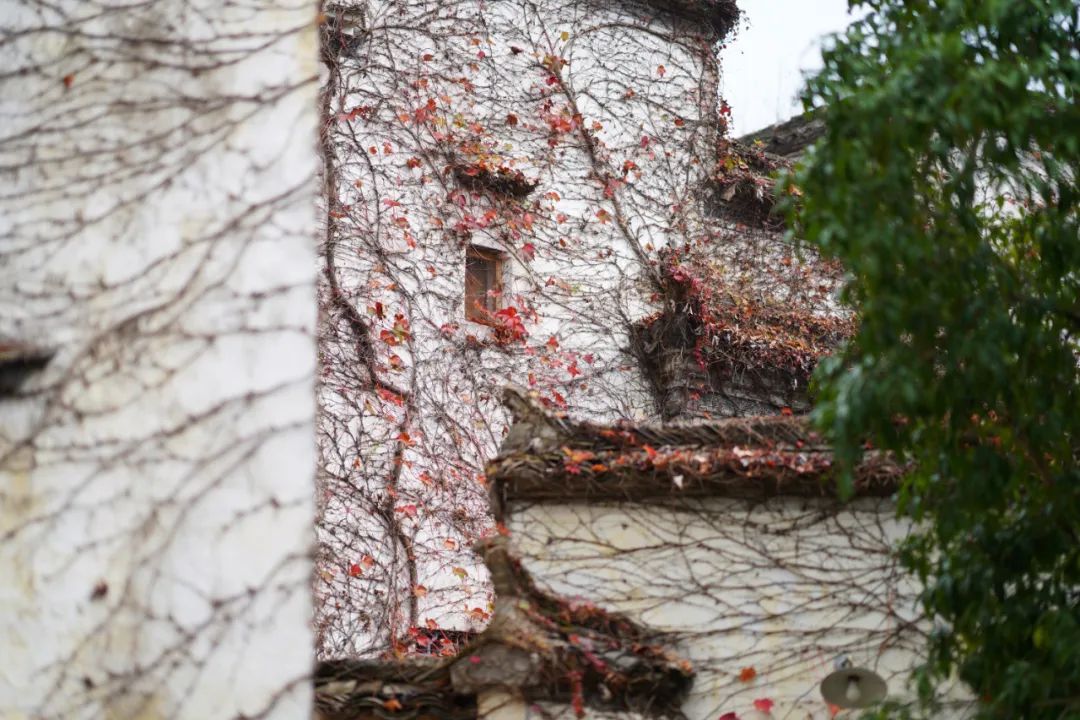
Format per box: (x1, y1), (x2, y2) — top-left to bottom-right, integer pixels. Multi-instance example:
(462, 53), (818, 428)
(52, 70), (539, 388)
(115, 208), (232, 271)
(787, 1), (1080, 717)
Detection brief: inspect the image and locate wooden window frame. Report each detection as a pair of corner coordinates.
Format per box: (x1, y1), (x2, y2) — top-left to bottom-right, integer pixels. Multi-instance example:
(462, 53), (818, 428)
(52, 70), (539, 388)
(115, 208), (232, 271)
(464, 245), (505, 325)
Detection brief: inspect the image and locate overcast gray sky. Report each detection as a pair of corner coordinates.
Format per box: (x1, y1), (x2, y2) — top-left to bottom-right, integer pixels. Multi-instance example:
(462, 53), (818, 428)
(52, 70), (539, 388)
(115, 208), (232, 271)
(721, 0), (862, 135)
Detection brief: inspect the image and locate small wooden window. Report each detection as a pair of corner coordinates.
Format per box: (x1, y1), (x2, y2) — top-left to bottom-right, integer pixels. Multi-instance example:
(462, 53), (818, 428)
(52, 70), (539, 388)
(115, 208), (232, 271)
(464, 245), (504, 323)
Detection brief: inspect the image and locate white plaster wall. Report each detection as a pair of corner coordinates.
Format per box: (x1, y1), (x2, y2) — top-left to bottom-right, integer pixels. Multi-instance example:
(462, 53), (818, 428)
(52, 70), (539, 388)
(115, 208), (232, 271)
(509, 499), (972, 719)
(0, 2), (318, 718)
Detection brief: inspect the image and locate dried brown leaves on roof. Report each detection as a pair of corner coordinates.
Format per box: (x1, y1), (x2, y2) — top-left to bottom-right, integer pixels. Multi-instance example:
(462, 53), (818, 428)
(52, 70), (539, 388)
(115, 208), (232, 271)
(314, 658), (475, 720)
(451, 163), (538, 198)
(645, 0), (740, 36)
(489, 388), (903, 504)
(711, 138), (790, 229)
(314, 536), (694, 719)
(472, 537), (694, 717)
(649, 252), (854, 386)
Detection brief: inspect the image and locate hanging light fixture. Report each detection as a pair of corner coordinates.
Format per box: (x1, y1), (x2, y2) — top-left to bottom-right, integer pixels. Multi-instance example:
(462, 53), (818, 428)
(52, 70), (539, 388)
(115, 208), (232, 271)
(820, 656), (888, 709)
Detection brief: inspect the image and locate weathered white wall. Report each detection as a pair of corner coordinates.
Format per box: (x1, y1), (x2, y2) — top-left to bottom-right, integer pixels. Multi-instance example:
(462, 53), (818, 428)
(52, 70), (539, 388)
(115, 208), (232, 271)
(509, 498), (971, 719)
(0, 2), (318, 718)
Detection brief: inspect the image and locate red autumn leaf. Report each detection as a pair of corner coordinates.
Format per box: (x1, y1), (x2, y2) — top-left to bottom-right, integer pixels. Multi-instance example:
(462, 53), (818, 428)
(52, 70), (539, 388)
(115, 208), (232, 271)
(510, 46), (523, 54)
(382, 698), (403, 712)
(781, 406), (794, 416)
(643, 444), (658, 460)
(656, 64), (666, 76)
(379, 329), (398, 345)
(361, 554), (376, 568)
(828, 704), (841, 717)
(719, 714), (738, 720)
(506, 113), (518, 126)
(348, 563), (362, 577)
(521, 242), (536, 261)
(62, 74), (75, 89)
(376, 387), (405, 407)
(753, 698), (774, 712)
(738, 666), (757, 682)
(413, 584), (427, 597)
(398, 504), (418, 517)
(405, 157), (421, 169)
(546, 335), (559, 350)
(422, 53), (433, 61)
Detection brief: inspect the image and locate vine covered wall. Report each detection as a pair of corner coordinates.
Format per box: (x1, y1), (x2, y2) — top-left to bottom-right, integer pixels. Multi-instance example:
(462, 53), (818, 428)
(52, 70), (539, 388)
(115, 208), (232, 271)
(319, 0), (724, 656)
(315, 0), (853, 659)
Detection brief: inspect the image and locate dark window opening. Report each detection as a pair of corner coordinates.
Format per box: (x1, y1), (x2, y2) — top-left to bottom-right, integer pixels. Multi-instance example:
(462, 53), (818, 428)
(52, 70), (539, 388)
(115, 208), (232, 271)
(464, 246), (504, 323)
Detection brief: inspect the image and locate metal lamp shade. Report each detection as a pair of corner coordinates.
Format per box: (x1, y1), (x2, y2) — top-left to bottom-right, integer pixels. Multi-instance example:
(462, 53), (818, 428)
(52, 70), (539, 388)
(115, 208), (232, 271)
(820, 667), (888, 709)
